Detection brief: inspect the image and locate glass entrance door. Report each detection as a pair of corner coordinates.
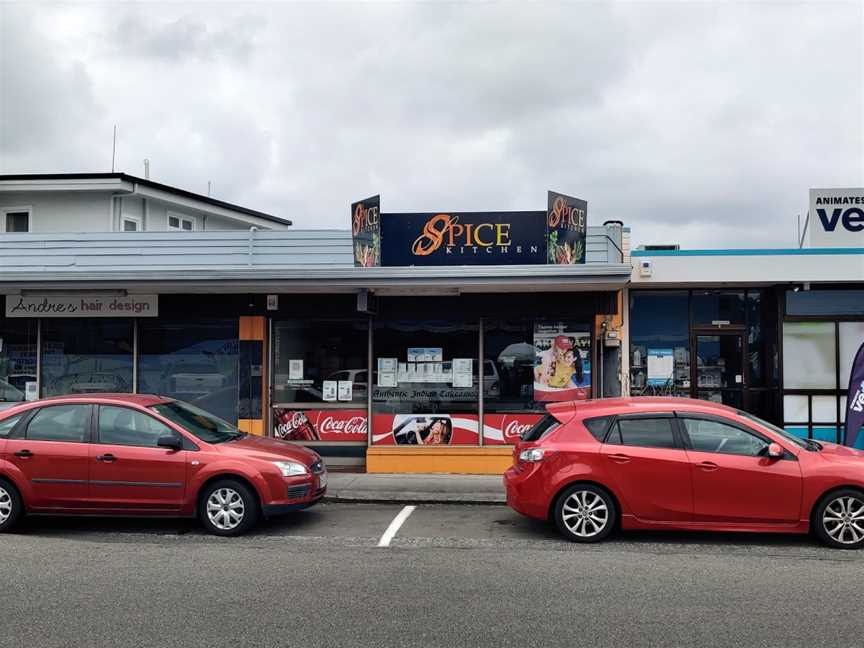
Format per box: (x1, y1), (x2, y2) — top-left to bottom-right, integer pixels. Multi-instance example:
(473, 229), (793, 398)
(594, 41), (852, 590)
(694, 334), (745, 409)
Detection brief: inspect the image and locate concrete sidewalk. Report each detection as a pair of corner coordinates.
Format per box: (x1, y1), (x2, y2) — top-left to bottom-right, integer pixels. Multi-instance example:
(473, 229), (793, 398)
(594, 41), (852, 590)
(324, 472), (506, 504)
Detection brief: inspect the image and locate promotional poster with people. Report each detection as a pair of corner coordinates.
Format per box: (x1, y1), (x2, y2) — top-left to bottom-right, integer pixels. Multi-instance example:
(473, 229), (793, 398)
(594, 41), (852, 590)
(533, 324), (592, 401)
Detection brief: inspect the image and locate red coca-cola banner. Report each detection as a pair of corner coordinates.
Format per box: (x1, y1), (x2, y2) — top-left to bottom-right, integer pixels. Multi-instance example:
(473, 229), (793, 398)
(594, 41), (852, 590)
(372, 413), (479, 446)
(483, 413), (545, 445)
(273, 409), (367, 442)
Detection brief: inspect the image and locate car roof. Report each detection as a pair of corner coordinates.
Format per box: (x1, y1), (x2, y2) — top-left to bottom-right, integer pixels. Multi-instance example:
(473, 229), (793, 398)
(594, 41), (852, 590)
(0, 393), (172, 417)
(547, 396), (739, 419)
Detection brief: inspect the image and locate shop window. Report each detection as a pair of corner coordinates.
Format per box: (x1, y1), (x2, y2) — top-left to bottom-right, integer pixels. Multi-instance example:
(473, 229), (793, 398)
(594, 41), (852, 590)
(839, 322), (864, 385)
(137, 319), (239, 424)
(747, 290), (779, 388)
(372, 319), (479, 446)
(483, 319), (591, 444)
(782, 395), (808, 424)
(782, 322), (836, 390)
(786, 290), (864, 317)
(0, 318), (37, 402)
(272, 320), (368, 405)
(629, 291), (689, 397)
(692, 291), (746, 327)
(41, 320), (133, 398)
(812, 396), (838, 423)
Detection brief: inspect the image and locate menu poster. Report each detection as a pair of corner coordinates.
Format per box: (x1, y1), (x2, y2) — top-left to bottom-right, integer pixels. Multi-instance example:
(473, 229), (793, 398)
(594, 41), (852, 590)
(337, 381), (353, 401)
(322, 380), (338, 402)
(647, 348), (674, 386)
(378, 371), (397, 387)
(533, 323), (592, 401)
(452, 358), (473, 388)
(378, 357), (397, 372)
(288, 359), (304, 380)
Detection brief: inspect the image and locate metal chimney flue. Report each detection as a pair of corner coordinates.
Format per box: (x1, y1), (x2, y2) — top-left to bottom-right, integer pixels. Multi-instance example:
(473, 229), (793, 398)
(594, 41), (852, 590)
(143, 159), (150, 179)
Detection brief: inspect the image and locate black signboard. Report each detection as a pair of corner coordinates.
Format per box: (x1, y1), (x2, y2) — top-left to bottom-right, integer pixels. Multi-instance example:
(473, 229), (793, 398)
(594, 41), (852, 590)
(547, 191), (587, 264)
(380, 211), (546, 266)
(351, 195), (381, 267)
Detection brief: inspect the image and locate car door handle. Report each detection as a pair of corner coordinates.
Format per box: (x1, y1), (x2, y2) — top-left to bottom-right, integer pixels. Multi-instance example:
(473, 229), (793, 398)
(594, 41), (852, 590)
(13, 449), (33, 458)
(96, 454), (117, 463)
(698, 461), (719, 472)
(607, 453), (631, 464)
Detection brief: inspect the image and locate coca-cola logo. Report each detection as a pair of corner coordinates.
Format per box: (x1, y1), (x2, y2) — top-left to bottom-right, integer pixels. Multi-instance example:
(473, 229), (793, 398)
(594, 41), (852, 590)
(320, 415), (368, 435)
(504, 420), (534, 439)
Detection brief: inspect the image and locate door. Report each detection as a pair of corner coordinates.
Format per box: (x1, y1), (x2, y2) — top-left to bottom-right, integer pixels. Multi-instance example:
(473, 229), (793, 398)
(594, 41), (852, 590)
(693, 333), (745, 409)
(600, 416), (693, 522)
(88, 405), (187, 511)
(3, 404), (93, 508)
(678, 415), (802, 524)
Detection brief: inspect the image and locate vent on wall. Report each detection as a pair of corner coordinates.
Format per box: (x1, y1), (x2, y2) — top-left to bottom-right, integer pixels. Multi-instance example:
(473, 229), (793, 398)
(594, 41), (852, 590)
(639, 244), (680, 251)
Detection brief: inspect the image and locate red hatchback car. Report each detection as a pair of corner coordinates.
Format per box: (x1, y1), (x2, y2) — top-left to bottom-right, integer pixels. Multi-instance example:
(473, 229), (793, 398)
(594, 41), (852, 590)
(505, 397), (864, 549)
(0, 394), (326, 536)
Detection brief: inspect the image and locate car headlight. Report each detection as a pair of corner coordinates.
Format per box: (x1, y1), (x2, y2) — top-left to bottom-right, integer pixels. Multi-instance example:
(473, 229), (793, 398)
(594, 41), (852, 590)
(519, 448), (554, 462)
(273, 461), (309, 476)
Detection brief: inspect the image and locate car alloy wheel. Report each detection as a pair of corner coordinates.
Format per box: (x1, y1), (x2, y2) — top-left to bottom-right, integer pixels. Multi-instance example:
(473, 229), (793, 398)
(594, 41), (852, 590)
(561, 490), (609, 538)
(0, 486), (12, 526)
(206, 487), (246, 531)
(822, 495), (864, 546)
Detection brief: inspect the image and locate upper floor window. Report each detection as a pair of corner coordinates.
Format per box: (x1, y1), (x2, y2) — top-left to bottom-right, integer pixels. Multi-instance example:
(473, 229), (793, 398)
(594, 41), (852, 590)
(122, 216), (141, 232)
(2, 207), (30, 233)
(168, 213), (196, 232)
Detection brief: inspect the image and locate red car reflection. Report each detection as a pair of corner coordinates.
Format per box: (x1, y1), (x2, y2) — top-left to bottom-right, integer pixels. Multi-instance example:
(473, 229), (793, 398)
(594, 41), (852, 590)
(505, 397), (864, 549)
(0, 394), (326, 536)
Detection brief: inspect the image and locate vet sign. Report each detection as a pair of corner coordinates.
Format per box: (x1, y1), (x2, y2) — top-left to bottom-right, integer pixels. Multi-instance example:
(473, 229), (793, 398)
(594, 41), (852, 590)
(809, 188), (864, 247)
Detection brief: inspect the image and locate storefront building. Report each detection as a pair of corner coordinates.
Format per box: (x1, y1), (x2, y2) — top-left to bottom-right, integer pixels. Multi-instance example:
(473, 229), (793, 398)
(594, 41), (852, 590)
(628, 245), (864, 448)
(0, 191), (630, 473)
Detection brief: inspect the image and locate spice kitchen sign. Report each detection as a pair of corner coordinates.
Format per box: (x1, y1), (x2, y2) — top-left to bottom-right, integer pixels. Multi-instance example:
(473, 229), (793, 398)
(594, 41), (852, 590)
(356, 190), (588, 266)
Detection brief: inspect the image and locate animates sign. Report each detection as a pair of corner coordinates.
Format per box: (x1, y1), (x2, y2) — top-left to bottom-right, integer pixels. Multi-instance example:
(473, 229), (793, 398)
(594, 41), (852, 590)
(809, 188), (864, 248)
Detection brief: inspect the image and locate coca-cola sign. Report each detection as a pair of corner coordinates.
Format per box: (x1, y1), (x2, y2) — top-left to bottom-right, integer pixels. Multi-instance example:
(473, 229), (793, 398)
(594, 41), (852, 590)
(483, 414), (544, 445)
(272, 409), (368, 442)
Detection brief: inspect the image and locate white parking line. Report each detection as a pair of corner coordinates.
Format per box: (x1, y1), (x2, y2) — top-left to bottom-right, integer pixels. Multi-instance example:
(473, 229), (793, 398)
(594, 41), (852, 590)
(377, 505), (416, 547)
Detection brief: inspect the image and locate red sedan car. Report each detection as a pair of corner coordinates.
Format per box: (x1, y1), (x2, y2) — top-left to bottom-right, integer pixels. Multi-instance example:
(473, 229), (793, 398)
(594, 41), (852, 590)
(0, 394), (326, 536)
(505, 397), (864, 549)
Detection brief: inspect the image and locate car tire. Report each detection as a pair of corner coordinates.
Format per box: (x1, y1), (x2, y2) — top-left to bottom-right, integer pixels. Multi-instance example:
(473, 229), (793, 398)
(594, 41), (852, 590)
(0, 479), (24, 533)
(813, 489), (864, 550)
(198, 479), (260, 537)
(554, 483), (617, 543)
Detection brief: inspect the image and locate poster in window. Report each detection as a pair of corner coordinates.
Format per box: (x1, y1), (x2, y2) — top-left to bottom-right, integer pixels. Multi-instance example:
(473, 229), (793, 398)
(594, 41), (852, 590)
(533, 323), (591, 401)
(372, 413), (479, 445)
(322, 380), (338, 402)
(647, 348), (674, 386)
(273, 409), (367, 442)
(288, 359), (304, 380)
(337, 380), (353, 401)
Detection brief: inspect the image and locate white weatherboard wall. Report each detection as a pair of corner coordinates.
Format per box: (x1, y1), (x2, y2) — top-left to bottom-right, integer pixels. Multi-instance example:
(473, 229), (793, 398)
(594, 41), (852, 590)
(0, 192), (112, 232)
(631, 251), (864, 286)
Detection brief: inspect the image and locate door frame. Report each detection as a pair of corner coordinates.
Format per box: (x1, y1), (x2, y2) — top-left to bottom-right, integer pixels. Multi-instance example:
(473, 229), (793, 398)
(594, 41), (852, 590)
(690, 328), (747, 407)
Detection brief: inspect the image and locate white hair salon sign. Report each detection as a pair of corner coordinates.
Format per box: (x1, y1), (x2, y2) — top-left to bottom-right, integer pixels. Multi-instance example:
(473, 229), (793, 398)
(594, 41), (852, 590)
(5, 294), (158, 317)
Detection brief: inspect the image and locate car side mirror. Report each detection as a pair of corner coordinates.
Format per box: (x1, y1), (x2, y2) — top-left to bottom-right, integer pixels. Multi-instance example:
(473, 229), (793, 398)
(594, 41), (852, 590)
(766, 442), (784, 459)
(157, 435), (183, 451)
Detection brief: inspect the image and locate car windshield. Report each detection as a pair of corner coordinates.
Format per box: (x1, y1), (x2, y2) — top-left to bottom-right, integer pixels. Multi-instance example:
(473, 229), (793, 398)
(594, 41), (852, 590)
(737, 411), (810, 450)
(150, 400), (244, 444)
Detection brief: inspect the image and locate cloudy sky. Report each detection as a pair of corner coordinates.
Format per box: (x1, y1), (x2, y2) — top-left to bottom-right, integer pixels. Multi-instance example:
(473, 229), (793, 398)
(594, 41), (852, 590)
(1, 1), (862, 248)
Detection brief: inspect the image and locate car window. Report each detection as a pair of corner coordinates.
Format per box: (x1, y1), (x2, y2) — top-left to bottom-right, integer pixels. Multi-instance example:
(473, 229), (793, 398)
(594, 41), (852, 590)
(681, 418), (769, 457)
(0, 414), (22, 438)
(98, 406), (176, 448)
(583, 416), (611, 441)
(606, 418), (677, 449)
(521, 414), (560, 442)
(26, 405), (91, 443)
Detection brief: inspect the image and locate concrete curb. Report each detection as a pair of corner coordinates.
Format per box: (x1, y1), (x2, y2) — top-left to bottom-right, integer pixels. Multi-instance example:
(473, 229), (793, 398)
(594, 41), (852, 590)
(322, 494), (506, 506)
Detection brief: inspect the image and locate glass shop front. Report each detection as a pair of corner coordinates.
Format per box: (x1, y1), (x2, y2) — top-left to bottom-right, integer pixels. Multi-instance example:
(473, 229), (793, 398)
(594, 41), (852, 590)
(270, 292), (618, 455)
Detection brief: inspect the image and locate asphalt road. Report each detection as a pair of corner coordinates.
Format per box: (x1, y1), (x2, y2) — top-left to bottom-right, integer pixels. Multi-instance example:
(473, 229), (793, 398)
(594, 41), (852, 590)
(1, 503), (863, 648)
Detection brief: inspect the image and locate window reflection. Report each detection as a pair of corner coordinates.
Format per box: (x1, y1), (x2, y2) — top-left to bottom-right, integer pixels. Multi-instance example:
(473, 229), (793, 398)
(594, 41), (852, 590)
(0, 318), (37, 402)
(138, 319), (239, 424)
(41, 320), (133, 398)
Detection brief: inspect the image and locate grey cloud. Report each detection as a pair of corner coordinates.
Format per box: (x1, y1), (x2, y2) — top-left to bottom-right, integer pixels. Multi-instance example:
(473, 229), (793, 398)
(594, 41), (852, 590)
(0, 2), (861, 249)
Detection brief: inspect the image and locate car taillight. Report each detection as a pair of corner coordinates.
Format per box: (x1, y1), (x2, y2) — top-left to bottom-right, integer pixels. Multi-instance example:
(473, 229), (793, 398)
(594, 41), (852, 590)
(518, 448), (557, 463)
